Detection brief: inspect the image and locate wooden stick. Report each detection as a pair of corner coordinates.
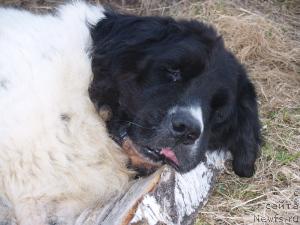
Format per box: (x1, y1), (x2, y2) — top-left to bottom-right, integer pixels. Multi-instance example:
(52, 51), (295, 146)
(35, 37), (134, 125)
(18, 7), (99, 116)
(76, 151), (228, 225)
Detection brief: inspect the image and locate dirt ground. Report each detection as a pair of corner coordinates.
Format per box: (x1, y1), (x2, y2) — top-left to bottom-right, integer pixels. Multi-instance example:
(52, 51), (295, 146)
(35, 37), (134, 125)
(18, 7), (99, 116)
(0, 0), (299, 224)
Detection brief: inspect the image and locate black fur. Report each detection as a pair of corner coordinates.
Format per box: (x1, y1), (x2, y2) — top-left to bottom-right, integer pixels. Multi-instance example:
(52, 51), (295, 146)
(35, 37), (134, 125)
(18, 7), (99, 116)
(89, 12), (261, 177)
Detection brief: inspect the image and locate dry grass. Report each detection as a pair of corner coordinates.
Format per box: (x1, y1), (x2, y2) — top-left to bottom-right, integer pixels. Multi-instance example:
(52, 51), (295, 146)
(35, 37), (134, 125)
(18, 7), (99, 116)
(0, 0), (299, 224)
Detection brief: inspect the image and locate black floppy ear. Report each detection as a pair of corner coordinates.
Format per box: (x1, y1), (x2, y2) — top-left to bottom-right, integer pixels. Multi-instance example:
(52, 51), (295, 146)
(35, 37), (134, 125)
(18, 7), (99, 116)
(88, 68), (119, 112)
(88, 12), (125, 113)
(229, 70), (261, 177)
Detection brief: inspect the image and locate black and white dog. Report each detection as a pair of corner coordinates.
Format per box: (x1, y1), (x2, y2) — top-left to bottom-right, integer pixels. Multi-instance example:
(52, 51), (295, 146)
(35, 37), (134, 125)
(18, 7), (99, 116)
(90, 10), (261, 176)
(0, 1), (260, 224)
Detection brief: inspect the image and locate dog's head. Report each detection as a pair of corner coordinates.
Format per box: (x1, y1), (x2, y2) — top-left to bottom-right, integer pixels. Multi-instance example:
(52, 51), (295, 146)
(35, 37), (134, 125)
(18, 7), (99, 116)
(89, 12), (261, 177)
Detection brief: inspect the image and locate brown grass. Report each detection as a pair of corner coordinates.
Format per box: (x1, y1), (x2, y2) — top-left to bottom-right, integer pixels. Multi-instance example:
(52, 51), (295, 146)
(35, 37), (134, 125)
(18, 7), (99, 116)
(1, 0), (299, 224)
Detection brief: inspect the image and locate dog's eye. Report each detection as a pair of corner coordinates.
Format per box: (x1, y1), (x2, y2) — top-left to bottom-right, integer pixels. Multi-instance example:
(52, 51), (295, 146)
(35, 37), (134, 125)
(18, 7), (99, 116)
(165, 67), (181, 82)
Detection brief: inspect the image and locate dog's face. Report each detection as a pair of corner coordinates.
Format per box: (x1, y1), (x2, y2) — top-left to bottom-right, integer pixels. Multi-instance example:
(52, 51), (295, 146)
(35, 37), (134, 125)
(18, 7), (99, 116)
(90, 13), (261, 177)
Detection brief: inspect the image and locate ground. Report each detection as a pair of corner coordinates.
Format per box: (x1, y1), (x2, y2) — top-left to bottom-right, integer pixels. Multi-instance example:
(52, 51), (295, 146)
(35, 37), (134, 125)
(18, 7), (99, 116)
(0, 0), (299, 224)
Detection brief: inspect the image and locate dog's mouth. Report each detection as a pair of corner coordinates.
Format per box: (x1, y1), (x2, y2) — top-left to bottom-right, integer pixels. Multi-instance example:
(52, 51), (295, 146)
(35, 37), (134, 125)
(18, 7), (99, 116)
(160, 147), (179, 168)
(118, 130), (179, 172)
(144, 146), (179, 169)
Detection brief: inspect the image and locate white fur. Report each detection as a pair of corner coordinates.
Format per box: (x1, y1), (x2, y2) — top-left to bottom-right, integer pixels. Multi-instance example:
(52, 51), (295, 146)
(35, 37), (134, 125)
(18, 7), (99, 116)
(189, 106), (204, 133)
(0, 2), (130, 225)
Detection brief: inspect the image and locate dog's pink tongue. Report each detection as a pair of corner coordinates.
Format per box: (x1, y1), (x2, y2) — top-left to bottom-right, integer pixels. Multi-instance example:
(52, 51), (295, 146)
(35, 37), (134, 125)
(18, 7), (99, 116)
(160, 147), (179, 165)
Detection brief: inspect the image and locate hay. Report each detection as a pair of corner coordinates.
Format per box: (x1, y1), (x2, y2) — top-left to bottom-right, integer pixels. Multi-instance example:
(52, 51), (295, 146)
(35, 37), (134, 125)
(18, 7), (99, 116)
(0, 0), (299, 224)
(191, 1), (300, 224)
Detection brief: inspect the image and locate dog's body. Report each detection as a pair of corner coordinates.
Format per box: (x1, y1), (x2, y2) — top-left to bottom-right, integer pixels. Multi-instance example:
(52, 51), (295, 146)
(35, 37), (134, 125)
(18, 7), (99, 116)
(0, 1), (261, 224)
(0, 3), (130, 225)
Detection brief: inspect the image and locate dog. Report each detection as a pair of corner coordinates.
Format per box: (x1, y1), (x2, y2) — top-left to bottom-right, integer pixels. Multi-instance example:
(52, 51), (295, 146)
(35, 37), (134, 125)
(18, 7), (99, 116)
(0, 1), (260, 225)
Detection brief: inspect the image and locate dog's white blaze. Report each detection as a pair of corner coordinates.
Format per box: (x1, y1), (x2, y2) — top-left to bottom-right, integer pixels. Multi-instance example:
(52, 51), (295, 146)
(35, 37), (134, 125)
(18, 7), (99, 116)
(189, 106), (204, 153)
(189, 106), (204, 133)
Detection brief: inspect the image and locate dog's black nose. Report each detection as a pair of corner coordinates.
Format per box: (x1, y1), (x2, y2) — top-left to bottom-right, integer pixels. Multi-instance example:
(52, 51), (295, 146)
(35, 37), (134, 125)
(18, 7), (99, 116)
(170, 112), (201, 144)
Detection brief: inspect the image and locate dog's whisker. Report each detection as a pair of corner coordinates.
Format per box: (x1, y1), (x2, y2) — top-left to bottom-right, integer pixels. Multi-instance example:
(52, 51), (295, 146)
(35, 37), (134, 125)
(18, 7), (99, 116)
(128, 122), (155, 130)
(113, 120), (155, 130)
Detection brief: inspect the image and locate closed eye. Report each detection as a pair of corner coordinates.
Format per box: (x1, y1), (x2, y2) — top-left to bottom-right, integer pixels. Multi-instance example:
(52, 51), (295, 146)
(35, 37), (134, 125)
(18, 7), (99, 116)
(165, 67), (182, 82)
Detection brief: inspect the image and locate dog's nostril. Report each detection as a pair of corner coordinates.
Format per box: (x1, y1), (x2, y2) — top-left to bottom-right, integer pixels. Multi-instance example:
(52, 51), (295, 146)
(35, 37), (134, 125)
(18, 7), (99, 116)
(172, 122), (186, 133)
(187, 132), (198, 141)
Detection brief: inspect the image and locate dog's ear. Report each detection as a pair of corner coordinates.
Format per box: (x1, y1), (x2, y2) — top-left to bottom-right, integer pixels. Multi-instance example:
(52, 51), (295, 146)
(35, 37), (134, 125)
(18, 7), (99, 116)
(89, 43), (119, 112)
(89, 12), (128, 113)
(229, 68), (261, 177)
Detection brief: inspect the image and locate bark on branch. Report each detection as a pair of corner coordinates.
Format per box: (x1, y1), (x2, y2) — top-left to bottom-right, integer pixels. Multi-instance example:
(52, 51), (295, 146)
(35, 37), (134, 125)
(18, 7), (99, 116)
(76, 151), (228, 225)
